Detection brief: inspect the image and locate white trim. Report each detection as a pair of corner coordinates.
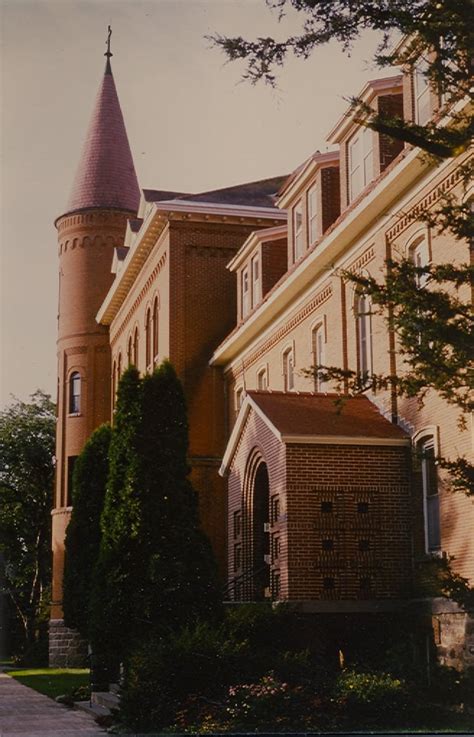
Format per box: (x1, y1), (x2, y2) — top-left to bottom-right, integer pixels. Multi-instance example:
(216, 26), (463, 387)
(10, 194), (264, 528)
(219, 394), (409, 475)
(310, 314), (328, 344)
(97, 201), (284, 326)
(412, 425), (440, 456)
(155, 198), (287, 220)
(227, 225), (287, 271)
(211, 145), (438, 368)
(281, 434), (409, 446)
(277, 151), (339, 209)
(327, 75), (403, 143)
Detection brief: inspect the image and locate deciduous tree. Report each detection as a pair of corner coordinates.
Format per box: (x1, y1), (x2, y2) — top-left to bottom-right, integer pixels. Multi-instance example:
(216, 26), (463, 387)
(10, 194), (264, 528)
(0, 391), (55, 661)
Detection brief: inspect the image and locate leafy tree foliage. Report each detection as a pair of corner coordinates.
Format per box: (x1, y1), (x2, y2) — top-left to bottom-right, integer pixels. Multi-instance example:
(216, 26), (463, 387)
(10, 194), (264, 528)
(212, 0), (473, 496)
(210, 0), (473, 98)
(0, 391), (55, 660)
(62, 423), (112, 639)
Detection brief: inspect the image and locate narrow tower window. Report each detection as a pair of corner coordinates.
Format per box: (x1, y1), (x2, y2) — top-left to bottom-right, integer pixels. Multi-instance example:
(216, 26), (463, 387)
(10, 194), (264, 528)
(145, 308), (151, 369)
(152, 296), (159, 365)
(69, 372), (81, 414)
(133, 327), (139, 366)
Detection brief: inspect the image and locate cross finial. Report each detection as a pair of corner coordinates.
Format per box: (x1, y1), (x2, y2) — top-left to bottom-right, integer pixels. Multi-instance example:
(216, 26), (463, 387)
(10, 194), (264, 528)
(105, 25), (113, 73)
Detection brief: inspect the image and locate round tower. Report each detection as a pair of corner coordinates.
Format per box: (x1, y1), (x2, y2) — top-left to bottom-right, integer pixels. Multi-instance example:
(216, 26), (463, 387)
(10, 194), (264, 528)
(50, 39), (139, 666)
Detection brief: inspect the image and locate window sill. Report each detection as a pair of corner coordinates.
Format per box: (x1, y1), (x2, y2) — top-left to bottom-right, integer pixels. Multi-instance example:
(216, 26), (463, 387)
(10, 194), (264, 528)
(68, 412), (82, 418)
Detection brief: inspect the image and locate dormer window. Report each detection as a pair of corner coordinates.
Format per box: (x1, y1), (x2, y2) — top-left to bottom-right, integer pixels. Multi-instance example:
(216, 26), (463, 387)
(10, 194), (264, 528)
(293, 201), (304, 261)
(414, 59), (431, 125)
(251, 254), (261, 307)
(242, 267), (250, 318)
(307, 184), (318, 246)
(348, 125), (374, 202)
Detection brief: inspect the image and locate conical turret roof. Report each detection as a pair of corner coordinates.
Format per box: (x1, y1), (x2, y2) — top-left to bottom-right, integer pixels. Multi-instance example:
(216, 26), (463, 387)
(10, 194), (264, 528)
(65, 60), (140, 215)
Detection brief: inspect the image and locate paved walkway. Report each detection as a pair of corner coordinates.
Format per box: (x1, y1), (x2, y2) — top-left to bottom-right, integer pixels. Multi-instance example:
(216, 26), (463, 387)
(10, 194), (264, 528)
(0, 673), (105, 737)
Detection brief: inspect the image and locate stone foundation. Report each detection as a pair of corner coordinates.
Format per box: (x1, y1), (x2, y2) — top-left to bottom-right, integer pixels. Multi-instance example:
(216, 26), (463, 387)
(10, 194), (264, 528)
(49, 619), (87, 667)
(432, 599), (474, 671)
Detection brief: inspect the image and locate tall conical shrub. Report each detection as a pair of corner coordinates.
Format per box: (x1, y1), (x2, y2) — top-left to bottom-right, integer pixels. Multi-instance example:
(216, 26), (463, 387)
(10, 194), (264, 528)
(89, 366), (143, 665)
(137, 360), (222, 635)
(63, 423), (111, 638)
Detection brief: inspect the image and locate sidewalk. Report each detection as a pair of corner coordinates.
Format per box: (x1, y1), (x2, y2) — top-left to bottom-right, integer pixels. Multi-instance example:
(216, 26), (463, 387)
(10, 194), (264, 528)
(0, 673), (105, 737)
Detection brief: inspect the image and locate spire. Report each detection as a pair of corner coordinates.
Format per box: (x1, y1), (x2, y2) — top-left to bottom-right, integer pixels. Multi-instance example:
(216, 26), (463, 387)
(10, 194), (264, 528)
(105, 25), (112, 75)
(65, 31), (140, 215)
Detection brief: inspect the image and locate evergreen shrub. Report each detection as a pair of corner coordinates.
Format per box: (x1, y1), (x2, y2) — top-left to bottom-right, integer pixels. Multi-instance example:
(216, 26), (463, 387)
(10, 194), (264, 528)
(63, 423), (112, 638)
(119, 604), (330, 732)
(333, 669), (409, 718)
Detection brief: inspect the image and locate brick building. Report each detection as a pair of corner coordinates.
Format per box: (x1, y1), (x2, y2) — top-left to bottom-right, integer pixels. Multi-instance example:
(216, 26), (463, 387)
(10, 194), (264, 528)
(51, 47), (473, 669)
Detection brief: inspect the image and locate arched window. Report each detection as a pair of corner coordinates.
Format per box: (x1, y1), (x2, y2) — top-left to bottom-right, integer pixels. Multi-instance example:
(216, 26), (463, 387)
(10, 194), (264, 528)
(117, 352), (122, 379)
(257, 367), (268, 390)
(112, 360), (117, 408)
(311, 323), (326, 392)
(409, 235), (430, 288)
(145, 308), (151, 369)
(355, 293), (372, 382)
(133, 327), (139, 366)
(69, 372), (81, 414)
(127, 335), (133, 366)
(419, 436), (441, 553)
(282, 347), (295, 392)
(235, 386), (244, 415)
(152, 297), (159, 366)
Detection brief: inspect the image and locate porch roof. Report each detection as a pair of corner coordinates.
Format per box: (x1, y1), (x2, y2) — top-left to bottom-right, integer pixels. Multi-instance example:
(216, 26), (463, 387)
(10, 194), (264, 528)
(220, 391), (409, 476)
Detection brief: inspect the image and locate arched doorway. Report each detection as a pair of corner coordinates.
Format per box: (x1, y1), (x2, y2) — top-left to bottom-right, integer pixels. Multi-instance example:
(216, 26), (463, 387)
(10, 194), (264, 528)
(252, 461), (270, 600)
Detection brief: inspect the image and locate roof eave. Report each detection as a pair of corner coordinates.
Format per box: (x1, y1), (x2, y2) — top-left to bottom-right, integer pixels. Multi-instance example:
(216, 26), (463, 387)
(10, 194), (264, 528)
(327, 75), (403, 144)
(277, 151), (340, 209)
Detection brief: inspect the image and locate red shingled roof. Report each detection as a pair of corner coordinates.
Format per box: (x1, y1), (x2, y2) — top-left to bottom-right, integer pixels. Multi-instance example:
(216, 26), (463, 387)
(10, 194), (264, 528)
(65, 62), (140, 215)
(247, 391), (408, 440)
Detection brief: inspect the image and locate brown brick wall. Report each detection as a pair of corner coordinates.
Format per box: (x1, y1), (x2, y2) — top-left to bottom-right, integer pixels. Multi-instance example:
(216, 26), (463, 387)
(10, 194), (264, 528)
(377, 94), (405, 172)
(321, 167), (341, 233)
(110, 215), (281, 575)
(52, 208), (132, 620)
(227, 408), (412, 603)
(261, 238), (288, 296)
(223, 154), (473, 588)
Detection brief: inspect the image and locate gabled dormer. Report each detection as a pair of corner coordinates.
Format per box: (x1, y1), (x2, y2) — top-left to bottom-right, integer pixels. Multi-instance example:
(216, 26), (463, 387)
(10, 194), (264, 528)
(228, 225), (288, 323)
(327, 75), (404, 211)
(277, 151), (340, 268)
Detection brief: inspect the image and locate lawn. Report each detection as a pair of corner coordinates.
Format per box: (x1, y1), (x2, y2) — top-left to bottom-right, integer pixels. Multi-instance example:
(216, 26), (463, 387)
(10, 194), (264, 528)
(8, 668), (90, 700)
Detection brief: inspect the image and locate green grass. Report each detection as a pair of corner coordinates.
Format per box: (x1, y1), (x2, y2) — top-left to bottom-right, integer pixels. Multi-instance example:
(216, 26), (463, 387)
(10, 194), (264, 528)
(8, 668), (90, 700)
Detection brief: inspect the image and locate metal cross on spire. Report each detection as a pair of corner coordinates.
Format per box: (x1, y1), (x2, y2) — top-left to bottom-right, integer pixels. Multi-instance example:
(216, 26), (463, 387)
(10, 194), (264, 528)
(105, 25), (113, 74)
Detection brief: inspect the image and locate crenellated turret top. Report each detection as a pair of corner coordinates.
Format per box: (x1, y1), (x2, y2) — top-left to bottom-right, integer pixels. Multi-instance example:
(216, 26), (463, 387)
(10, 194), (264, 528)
(63, 31), (140, 217)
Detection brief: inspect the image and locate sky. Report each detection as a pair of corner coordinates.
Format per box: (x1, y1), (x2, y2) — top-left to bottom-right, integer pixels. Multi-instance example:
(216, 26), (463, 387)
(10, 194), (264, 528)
(0, 0), (391, 406)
